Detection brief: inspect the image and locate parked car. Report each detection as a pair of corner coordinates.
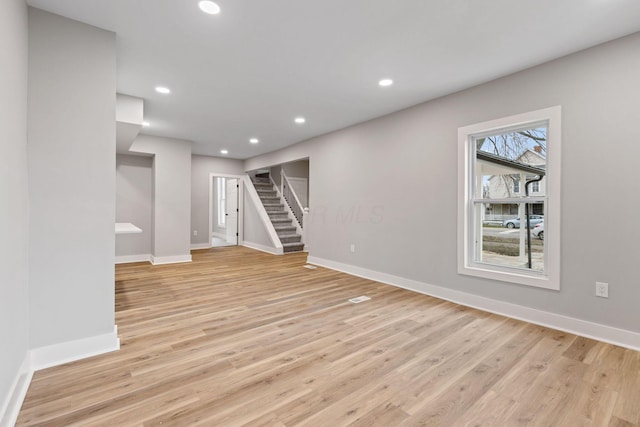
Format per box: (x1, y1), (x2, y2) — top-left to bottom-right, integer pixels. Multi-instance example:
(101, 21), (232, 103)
(503, 215), (544, 229)
(533, 222), (544, 240)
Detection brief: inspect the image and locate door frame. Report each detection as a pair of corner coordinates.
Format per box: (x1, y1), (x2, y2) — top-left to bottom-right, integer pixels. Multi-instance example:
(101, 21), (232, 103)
(209, 173), (244, 248)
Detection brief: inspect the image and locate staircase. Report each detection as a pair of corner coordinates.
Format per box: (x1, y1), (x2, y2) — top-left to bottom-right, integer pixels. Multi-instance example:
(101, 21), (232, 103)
(252, 175), (304, 253)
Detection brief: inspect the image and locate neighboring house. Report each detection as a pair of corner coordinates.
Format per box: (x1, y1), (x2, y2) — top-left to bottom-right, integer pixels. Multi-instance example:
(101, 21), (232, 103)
(484, 148), (546, 219)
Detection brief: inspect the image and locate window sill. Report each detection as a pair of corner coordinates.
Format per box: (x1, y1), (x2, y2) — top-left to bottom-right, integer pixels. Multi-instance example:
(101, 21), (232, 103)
(459, 263), (559, 290)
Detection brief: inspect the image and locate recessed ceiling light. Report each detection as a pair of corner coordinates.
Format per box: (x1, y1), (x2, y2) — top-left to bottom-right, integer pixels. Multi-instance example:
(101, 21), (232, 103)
(220, 149), (228, 154)
(294, 117), (306, 124)
(199, 1), (220, 15)
(249, 138), (259, 144)
(378, 79), (394, 87)
(155, 86), (171, 94)
(142, 121), (150, 127)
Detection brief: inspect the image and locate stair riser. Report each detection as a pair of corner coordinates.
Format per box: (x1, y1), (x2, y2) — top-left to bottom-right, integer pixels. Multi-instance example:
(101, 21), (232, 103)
(260, 197), (280, 204)
(265, 207), (285, 213)
(283, 244), (305, 253)
(280, 236), (302, 244)
(271, 221), (292, 228)
(268, 213), (289, 219)
(276, 229), (297, 236)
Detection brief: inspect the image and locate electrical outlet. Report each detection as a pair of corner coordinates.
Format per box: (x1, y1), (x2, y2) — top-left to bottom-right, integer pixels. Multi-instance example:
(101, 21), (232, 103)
(193, 230), (198, 236)
(350, 243), (356, 253)
(595, 282), (609, 298)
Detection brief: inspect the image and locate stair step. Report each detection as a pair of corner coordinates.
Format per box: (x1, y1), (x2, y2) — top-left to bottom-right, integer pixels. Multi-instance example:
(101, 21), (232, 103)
(260, 197), (280, 203)
(265, 207), (285, 213)
(271, 218), (292, 223)
(268, 212), (289, 218)
(275, 226), (297, 233)
(279, 234), (301, 244)
(283, 242), (305, 253)
(256, 188), (275, 193)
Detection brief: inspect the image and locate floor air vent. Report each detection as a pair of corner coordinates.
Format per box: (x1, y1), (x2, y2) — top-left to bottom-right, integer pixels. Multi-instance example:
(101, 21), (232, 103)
(303, 264), (317, 269)
(349, 296), (371, 304)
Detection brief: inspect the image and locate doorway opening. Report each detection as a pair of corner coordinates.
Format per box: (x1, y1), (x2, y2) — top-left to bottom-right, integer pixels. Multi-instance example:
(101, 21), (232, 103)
(210, 175), (242, 248)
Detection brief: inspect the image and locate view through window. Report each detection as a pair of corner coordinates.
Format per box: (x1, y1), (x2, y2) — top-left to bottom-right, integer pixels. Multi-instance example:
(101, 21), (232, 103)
(472, 126), (547, 273)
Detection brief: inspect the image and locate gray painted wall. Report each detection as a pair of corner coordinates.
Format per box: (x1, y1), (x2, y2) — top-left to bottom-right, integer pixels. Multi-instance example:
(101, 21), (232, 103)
(28, 8), (116, 347)
(269, 159), (309, 188)
(242, 190), (273, 249)
(130, 135), (192, 259)
(245, 32), (640, 334)
(190, 155), (244, 246)
(116, 155), (153, 257)
(270, 165), (283, 188)
(0, 0), (29, 415)
(284, 159), (309, 179)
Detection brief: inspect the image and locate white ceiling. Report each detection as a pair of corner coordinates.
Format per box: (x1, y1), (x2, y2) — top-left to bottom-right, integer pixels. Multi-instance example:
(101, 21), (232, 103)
(27, 0), (640, 159)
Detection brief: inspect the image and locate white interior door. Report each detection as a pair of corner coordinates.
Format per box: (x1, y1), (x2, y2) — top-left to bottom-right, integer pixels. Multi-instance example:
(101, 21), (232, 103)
(225, 178), (238, 244)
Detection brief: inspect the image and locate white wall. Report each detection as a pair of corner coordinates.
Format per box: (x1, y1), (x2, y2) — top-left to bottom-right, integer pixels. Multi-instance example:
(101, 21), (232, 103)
(190, 155), (244, 246)
(28, 8), (116, 348)
(0, 0), (29, 419)
(116, 94), (144, 153)
(116, 154), (153, 259)
(130, 135), (192, 262)
(245, 32), (640, 335)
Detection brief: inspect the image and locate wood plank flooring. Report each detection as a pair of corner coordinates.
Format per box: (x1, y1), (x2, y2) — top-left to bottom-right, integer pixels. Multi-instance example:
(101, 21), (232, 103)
(17, 246), (640, 426)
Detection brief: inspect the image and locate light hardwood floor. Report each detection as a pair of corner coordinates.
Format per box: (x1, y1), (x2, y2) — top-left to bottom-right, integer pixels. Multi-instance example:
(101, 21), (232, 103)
(17, 247), (640, 426)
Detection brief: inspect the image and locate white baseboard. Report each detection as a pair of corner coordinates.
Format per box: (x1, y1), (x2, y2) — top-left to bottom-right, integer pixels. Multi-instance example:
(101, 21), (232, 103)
(30, 325), (120, 371)
(1, 326), (120, 426)
(115, 254), (151, 264)
(241, 241), (284, 255)
(190, 243), (211, 250)
(150, 254), (192, 265)
(0, 356), (32, 427)
(307, 256), (640, 352)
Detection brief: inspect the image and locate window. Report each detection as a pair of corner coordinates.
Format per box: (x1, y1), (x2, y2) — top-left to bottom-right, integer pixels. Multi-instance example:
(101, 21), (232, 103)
(217, 177), (227, 228)
(512, 176), (520, 193)
(458, 106), (561, 290)
(531, 180), (540, 193)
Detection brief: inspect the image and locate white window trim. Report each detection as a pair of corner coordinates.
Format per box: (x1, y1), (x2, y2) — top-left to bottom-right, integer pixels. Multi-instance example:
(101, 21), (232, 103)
(217, 177), (227, 229)
(457, 106), (561, 290)
(531, 180), (540, 193)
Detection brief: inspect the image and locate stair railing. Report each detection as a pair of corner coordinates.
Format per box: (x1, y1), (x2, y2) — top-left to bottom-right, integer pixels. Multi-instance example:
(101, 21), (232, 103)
(281, 169), (306, 228)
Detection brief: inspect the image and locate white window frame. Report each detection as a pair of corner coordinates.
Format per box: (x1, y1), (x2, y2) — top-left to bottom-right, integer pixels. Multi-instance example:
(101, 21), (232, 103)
(531, 180), (540, 193)
(512, 176), (520, 194)
(457, 106), (561, 290)
(217, 177), (227, 228)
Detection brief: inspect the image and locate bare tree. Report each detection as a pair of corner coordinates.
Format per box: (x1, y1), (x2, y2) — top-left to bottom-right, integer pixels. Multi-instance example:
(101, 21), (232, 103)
(476, 127), (546, 159)
(477, 127), (546, 201)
